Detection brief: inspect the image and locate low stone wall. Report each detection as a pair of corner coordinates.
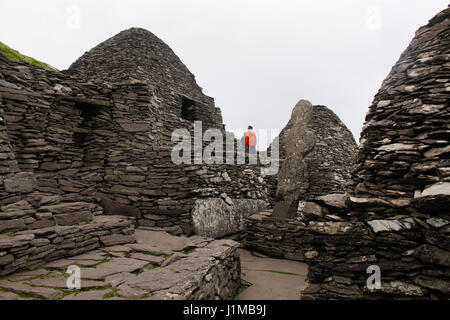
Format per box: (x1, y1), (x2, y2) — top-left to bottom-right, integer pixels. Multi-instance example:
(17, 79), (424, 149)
(0, 215), (135, 276)
(144, 239), (241, 300)
(244, 211), (450, 299)
(243, 211), (310, 261)
(302, 216), (450, 300)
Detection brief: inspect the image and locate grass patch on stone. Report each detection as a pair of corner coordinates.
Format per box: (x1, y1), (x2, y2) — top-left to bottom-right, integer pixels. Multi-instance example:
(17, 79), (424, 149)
(264, 270), (299, 276)
(164, 253), (174, 259)
(0, 286), (43, 300)
(133, 250), (159, 257)
(61, 285), (114, 299)
(0, 41), (51, 70)
(90, 258), (111, 268)
(183, 248), (196, 255)
(233, 284), (251, 299)
(61, 288), (82, 298)
(0, 229), (15, 235)
(103, 286), (119, 299)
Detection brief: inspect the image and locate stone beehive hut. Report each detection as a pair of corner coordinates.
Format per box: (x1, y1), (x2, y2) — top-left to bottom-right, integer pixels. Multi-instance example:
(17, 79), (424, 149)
(66, 28), (223, 129)
(271, 100), (357, 219)
(351, 9), (450, 217)
(301, 7), (450, 299)
(0, 28), (269, 275)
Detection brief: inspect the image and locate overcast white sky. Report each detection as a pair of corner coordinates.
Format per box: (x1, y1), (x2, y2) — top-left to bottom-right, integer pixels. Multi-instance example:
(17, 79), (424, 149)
(0, 1), (448, 149)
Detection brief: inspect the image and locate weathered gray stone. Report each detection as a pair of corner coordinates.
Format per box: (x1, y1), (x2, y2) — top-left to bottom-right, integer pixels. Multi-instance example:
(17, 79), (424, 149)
(130, 253), (165, 266)
(39, 202), (94, 215)
(97, 195), (141, 218)
(63, 289), (112, 300)
(367, 218), (416, 233)
(81, 258), (148, 280)
(1, 200), (32, 212)
(0, 280), (62, 299)
(4, 172), (37, 193)
(272, 100), (357, 218)
(315, 194), (348, 209)
(0, 290), (23, 300)
(100, 234), (135, 246)
(117, 283), (148, 298)
(192, 198), (267, 238)
(426, 217), (450, 229)
(28, 275), (106, 289)
(302, 202), (324, 219)
(0, 254), (14, 266)
(422, 182), (450, 196)
(414, 245), (450, 267)
(54, 211), (93, 226)
(370, 281), (426, 297)
(0, 218), (26, 232)
(413, 275), (450, 294)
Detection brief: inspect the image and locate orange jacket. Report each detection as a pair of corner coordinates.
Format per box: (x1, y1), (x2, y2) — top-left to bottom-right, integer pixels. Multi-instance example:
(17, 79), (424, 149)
(245, 131), (257, 146)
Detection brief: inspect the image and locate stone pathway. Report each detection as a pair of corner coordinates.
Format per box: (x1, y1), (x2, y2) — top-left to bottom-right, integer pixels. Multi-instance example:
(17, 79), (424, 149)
(235, 249), (308, 300)
(0, 228), (240, 300)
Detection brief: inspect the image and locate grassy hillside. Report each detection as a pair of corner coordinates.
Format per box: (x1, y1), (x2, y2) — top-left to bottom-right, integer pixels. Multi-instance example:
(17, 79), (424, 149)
(0, 41), (51, 70)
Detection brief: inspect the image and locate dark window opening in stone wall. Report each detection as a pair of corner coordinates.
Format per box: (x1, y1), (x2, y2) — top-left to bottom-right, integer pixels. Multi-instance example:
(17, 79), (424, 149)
(73, 101), (101, 146)
(181, 97), (198, 122)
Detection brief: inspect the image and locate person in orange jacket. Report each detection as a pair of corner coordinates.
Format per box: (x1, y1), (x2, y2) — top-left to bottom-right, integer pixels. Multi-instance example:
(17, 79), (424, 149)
(245, 125), (257, 154)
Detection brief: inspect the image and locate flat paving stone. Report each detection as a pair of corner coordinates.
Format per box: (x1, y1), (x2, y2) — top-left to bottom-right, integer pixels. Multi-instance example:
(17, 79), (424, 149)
(0, 290), (23, 300)
(27, 275), (106, 289)
(81, 257), (148, 280)
(0, 280), (63, 299)
(135, 229), (195, 252)
(128, 243), (171, 256)
(160, 252), (187, 267)
(235, 249), (308, 300)
(7, 269), (53, 281)
(103, 245), (132, 253)
(45, 259), (102, 269)
(117, 283), (148, 298)
(68, 253), (106, 261)
(63, 289), (112, 300)
(104, 272), (137, 287)
(130, 253), (165, 266)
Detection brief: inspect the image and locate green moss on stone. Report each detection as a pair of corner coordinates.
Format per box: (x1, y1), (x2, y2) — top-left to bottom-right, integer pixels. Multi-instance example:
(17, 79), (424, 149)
(0, 41), (51, 70)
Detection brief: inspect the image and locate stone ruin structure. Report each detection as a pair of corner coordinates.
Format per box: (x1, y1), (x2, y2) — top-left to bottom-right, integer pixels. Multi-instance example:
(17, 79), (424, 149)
(245, 100), (358, 259)
(271, 99), (357, 219)
(0, 27), (271, 298)
(0, 6), (448, 301)
(245, 7), (450, 299)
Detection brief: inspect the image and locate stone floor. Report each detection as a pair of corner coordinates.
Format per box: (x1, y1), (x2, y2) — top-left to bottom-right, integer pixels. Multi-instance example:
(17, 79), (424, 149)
(235, 249), (308, 300)
(0, 228), (239, 300)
